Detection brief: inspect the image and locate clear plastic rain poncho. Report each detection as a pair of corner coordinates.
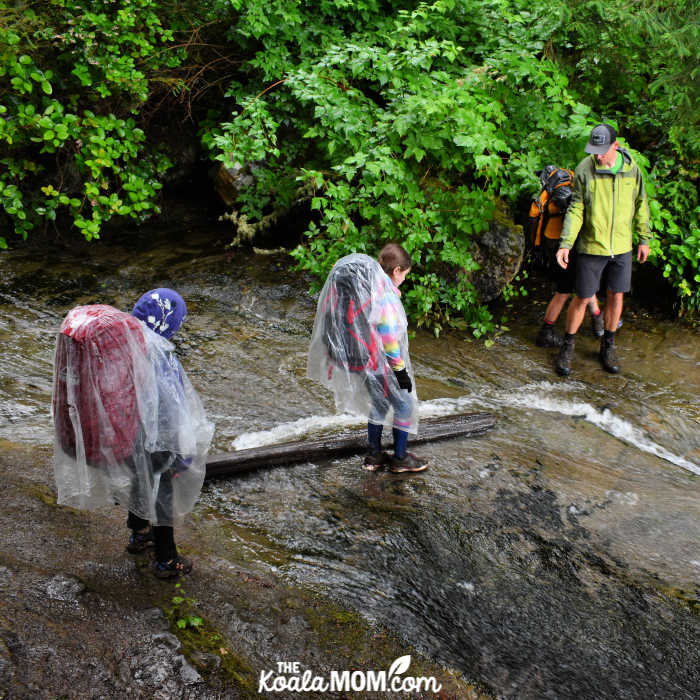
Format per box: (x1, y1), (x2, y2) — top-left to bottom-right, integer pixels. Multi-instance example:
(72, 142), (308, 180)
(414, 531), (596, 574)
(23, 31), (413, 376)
(307, 253), (419, 434)
(52, 304), (214, 526)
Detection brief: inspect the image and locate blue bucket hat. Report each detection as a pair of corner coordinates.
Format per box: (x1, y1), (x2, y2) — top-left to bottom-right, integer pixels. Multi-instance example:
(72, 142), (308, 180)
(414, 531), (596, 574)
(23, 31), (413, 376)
(132, 288), (187, 339)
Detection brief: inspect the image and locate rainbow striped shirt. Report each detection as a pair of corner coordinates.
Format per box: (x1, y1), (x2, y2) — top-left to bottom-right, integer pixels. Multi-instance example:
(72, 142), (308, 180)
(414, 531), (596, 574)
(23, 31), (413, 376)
(375, 273), (405, 371)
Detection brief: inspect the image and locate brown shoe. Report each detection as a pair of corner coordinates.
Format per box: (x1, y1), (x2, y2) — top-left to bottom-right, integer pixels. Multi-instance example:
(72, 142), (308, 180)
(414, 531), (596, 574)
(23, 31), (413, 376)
(600, 337), (620, 373)
(556, 337), (575, 376)
(389, 452), (428, 473)
(363, 450), (387, 471)
(153, 555), (193, 579)
(126, 528), (154, 554)
(536, 323), (562, 348)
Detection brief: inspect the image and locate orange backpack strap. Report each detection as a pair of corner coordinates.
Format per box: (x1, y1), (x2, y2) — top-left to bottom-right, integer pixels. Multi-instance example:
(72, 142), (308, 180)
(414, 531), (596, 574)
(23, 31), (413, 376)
(528, 190), (548, 246)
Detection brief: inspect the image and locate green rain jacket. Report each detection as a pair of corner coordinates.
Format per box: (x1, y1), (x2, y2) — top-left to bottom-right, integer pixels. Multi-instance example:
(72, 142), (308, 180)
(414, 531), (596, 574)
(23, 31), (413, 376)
(559, 147), (651, 255)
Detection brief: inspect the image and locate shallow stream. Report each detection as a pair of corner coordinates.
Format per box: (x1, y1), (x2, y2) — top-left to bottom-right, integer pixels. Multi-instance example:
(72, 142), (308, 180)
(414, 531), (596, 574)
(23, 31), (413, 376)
(1, 225), (697, 697)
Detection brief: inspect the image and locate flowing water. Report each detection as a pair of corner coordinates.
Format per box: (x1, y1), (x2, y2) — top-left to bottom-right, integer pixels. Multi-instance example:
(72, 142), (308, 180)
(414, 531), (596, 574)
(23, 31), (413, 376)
(1, 225), (698, 697)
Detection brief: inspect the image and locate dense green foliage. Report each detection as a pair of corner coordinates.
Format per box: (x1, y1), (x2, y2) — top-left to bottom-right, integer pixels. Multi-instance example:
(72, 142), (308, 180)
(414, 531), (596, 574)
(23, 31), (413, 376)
(0, 0), (179, 243)
(558, 0), (700, 314)
(208, 0), (598, 335)
(1, 0), (698, 325)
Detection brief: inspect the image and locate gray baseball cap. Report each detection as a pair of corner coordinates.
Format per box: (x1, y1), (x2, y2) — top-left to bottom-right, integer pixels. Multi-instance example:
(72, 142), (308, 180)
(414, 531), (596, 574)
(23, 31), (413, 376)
(584, 124), (616, 154)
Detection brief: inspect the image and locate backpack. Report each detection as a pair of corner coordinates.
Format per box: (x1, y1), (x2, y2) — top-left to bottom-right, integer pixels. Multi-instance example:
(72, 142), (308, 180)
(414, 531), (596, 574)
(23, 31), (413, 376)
(321, 259), (379, 373)
(53, 305), (146, 467)
(528, 165), (575, 247)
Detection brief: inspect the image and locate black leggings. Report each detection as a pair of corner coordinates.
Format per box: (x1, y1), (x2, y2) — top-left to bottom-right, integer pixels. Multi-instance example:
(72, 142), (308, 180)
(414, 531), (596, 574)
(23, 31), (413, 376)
(127, 511), (177, 563)
(127, 451), (178, 563)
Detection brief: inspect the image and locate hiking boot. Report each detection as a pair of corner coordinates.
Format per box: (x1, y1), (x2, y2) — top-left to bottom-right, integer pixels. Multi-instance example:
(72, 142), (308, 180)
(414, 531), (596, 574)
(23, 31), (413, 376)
(126, 528), (154, 554)
(389, 452), (428, 473)
(556, 337), (575, 376)
(599, 337), (620, 374)
(153, 555), (193, 580)
(590, 311), (604, 337)
(363, 450), (387, 472)
(535, 323), (562, 348)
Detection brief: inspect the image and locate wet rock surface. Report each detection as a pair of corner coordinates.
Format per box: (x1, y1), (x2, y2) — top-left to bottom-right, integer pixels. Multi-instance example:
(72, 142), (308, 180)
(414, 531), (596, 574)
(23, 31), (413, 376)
(0, 227), (698, 698)
(203, 450), (699, 700)
(0, 441), (483, 699)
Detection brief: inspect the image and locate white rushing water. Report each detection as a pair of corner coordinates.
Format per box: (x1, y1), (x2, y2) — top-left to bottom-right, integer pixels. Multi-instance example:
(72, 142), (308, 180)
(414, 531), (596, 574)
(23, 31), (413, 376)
(231, 412), (365, 450)
(231, 380), (699, 475)
(491, 381), (699, 475)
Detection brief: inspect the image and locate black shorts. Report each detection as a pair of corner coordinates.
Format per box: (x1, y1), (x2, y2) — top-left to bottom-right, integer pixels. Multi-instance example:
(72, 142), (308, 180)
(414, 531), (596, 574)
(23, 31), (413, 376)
(576, 252), (632, 299)
(544, 239), (576, 294)
(544, 239), (575, 294)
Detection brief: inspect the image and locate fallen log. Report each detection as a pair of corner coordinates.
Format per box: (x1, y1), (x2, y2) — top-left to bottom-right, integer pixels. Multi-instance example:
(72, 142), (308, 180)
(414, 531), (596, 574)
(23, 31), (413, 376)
(206, 412), (495, 479)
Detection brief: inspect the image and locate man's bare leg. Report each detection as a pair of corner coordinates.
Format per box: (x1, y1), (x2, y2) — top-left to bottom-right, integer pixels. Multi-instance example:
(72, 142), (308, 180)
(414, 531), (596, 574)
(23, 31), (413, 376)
(588, 293), (604, 336)
(544, 292), (570, 324)
(588, 294), (600, 315)
(604, 290), (623, 331)
(565, 296), (590, 334)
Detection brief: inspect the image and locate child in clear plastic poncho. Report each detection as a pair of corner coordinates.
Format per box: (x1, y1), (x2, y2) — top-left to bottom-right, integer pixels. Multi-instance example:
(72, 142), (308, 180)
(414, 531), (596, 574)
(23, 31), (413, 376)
(307, 244), (428, 473)
(52, 289), (214, 579)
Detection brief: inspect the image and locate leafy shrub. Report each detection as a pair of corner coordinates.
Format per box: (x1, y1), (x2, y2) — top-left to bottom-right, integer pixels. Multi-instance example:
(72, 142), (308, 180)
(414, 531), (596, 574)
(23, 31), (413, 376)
(209, 0), (699, 323)
(2, 0), (698, 322)
(209, 0), (598, 333)
(0, 0), (180, 247)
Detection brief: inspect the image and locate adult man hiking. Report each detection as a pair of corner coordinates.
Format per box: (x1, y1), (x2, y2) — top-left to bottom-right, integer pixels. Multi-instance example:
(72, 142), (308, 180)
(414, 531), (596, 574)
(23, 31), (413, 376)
(555, 124), (651, 376)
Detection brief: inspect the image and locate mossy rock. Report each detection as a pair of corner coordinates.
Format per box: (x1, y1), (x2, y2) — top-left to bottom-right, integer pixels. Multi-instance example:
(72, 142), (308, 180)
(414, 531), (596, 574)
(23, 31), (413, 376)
(467, 197), (524, 302)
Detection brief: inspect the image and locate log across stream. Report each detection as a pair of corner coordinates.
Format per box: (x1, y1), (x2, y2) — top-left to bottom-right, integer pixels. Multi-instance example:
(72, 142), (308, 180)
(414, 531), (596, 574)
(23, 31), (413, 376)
(206, 412), (496, 478)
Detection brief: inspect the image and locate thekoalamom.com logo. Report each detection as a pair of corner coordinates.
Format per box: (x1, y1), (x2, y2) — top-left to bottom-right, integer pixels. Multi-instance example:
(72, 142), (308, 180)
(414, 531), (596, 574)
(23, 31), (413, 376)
(258, 655), (443, 694)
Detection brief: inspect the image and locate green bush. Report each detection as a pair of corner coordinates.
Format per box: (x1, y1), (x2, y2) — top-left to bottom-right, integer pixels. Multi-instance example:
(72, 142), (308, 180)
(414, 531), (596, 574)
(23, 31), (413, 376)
(209, 0), (699, 323)
(552, 0), (700, 312)
(0, 0), (180, 247)
(2, 0), (698, 322)
(209, 0), (597, 334)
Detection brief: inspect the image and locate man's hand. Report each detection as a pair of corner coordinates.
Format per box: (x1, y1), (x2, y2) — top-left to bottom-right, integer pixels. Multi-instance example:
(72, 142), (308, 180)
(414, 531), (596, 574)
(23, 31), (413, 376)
(637, 243), (650, 263)
(556, 248), (569, 269)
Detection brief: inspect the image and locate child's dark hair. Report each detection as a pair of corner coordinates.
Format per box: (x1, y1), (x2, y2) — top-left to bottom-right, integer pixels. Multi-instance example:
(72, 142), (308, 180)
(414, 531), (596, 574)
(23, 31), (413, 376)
(378, 243), (411, 275)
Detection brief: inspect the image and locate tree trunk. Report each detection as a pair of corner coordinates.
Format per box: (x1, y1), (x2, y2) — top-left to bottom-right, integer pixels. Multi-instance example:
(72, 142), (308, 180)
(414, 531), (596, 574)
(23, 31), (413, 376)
(206, 412), (495, 478)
